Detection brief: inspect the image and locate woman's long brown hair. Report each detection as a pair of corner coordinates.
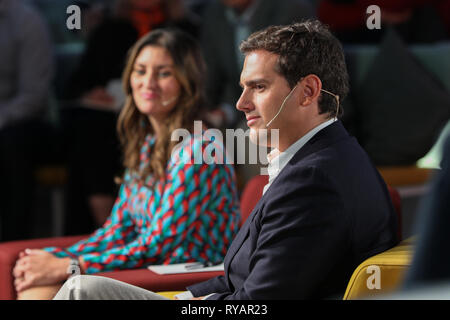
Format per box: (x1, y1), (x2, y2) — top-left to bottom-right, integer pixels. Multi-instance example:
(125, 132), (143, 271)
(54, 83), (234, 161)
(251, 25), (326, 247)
(117, 28), (206, 185)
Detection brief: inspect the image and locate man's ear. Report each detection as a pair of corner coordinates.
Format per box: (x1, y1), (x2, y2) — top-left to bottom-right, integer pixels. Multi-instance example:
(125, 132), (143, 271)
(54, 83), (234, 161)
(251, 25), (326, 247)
(299, 75), (322, 106)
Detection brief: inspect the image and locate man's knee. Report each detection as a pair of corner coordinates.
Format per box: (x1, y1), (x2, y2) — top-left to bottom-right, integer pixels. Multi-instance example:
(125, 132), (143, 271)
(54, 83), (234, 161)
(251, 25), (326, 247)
(55, 275), (102, 300)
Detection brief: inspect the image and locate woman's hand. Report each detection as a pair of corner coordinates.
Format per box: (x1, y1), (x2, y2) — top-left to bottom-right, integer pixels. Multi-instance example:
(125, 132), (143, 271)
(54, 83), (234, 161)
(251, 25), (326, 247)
(13, 249), (72, 293)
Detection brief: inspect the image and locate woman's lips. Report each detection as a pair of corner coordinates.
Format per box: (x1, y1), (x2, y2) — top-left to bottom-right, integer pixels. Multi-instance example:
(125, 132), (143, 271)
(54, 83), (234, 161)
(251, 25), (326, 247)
(141, 92), (160, 100)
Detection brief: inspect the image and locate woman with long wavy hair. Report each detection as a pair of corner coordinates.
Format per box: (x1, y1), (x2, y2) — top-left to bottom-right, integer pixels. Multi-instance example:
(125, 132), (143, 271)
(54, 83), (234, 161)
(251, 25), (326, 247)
(13, 29), (241, 300)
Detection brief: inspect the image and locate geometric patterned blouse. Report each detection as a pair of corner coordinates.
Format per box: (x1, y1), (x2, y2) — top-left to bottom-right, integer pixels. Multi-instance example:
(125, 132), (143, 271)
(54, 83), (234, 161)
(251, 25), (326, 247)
(44, 134), (241, 273)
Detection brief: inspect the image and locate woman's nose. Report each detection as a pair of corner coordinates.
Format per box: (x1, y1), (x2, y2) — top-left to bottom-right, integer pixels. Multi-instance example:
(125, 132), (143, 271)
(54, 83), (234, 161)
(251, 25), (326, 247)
(143, 73), (158, 89)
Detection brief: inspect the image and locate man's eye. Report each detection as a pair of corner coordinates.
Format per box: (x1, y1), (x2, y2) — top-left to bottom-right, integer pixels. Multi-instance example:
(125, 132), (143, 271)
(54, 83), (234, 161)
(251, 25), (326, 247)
(256, 84), (265, 91)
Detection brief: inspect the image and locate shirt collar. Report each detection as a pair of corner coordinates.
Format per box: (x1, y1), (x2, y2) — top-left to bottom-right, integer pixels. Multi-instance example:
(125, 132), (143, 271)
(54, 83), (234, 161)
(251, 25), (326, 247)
(267, 118), (337, 177)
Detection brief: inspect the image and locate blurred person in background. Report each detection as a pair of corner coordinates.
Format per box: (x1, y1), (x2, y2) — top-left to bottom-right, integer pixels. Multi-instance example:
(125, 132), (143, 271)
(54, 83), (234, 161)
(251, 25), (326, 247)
(0, 0), (53, 241)
(61, 0), (201, 235)
(318, 0), (450, 44)
(13, 28), (241, 300)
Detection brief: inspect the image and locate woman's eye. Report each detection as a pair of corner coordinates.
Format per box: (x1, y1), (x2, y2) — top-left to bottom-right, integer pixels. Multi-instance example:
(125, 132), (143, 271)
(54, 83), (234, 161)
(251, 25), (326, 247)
(158, 70), (172, 78)
(134, 69), (145, 75)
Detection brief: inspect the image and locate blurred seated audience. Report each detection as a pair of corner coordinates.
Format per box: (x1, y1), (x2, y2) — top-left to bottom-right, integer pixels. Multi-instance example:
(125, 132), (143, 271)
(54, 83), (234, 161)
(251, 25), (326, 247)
(0, 0), (53, 241)
(112, 0), (201, 39)
(318, 0), (450, 44)
(60, 1), (138, 234)
(61, 0), (201, 234)
(12, 28), (241, 300)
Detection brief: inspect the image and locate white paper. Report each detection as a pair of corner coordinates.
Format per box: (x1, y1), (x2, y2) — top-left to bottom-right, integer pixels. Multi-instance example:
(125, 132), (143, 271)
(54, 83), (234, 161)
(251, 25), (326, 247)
(148, 262), (224, 275)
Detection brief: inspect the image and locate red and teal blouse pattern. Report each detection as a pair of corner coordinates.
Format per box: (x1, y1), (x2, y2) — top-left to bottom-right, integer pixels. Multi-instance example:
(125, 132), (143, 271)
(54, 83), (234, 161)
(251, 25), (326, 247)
(44, 134), (241, 273)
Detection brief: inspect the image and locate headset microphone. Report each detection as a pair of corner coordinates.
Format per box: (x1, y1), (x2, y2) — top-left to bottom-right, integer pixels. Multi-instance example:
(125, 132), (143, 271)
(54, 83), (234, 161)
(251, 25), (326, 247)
(161, 96), (178, 106)
(264, 85), (340, 128)
(265, 84), (298, 128)
(321, 89), (340, 120)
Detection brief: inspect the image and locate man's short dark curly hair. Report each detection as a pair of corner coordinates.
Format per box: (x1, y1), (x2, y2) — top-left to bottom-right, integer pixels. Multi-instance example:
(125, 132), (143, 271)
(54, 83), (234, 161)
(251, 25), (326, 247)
(240, 20), (349, 118)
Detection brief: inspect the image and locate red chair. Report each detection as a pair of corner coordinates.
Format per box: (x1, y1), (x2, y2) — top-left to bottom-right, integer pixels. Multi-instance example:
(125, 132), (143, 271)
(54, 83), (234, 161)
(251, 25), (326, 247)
(240, 174), (268, 222)
(0, 236), (225, 300)
(0, 174), (402, 299)
(0, 176), (262, 300)
(387, 185), (402, 241)
(0, 235), (86, 300)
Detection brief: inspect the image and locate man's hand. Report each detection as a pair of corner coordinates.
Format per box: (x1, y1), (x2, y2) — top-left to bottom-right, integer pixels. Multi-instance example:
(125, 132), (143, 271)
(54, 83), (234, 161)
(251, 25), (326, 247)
(13, 249), (71, 292)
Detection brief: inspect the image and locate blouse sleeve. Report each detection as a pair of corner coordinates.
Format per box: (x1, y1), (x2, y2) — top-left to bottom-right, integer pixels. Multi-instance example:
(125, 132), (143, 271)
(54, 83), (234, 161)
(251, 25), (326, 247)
(43, 182), (138, 259)
(60, 137), (239, 274)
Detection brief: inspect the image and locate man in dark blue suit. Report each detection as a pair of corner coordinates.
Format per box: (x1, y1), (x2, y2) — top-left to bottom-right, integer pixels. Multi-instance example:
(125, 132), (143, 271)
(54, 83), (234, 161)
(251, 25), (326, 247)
(54, 20), (398, 300)
(186, 20), (399, 300)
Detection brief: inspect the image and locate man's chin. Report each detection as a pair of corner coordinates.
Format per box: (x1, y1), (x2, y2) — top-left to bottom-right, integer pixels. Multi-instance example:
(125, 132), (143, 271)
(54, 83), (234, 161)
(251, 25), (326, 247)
(249, 127), (278, 148)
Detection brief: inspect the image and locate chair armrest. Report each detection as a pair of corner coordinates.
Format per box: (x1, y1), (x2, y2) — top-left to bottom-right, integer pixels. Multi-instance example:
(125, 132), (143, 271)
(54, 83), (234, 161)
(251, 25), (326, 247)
(0, 235), (87, 300)
(343, 237), (414, 300)
(157, 291), (185, 300)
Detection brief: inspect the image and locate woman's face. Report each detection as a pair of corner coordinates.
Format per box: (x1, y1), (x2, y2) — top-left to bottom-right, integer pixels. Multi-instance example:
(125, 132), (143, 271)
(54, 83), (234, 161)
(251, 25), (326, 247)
(130, 45), (181, 120)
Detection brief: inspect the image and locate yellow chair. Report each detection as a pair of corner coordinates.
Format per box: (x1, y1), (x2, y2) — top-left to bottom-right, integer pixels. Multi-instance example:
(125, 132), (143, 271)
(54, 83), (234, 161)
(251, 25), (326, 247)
(157, 291), (185, 300)
(377, 166), (434, 187)
(343, 237), (414, 300)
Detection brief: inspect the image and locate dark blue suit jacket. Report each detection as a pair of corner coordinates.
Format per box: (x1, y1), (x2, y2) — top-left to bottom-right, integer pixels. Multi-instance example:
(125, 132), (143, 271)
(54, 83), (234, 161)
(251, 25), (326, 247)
(188, 121), (398, 299)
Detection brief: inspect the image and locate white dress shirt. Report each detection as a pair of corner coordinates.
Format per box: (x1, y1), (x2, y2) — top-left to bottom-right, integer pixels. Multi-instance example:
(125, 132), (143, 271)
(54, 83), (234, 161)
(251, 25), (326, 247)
(263, 118), (337, 195)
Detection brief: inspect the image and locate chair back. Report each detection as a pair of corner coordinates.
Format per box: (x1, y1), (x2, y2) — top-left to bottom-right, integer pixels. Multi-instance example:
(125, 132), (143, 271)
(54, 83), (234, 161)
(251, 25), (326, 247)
(387, 185), (403, 241)
(239, 175), (268, 226)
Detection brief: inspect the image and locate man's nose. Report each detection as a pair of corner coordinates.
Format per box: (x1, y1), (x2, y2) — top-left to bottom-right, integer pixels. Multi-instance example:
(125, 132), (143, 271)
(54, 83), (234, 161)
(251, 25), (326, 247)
(236, 89), (253, 112)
